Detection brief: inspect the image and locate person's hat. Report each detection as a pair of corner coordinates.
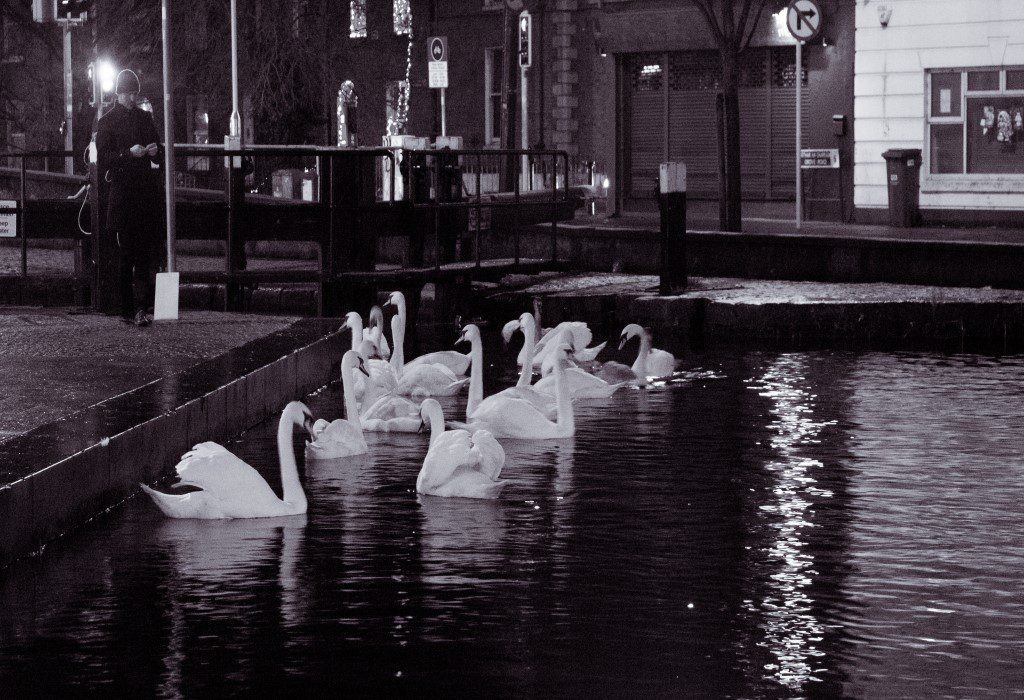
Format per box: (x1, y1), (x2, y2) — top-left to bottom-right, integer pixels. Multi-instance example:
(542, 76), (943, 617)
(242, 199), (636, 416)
(115, 69), (140, 95)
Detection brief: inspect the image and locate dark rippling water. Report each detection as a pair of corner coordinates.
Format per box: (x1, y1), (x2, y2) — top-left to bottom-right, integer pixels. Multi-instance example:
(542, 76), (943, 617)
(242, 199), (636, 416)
(2, 350), (1023, 697)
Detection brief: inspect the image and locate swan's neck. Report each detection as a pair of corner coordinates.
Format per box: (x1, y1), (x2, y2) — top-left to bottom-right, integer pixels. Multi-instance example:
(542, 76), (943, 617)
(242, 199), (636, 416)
(428, 409), (445, 448)
(277, 414), (306, 509)
(467, 336), (484, 418)
(391, 319), (405, 375)
(553, 355), (574, 435)
(517, 324), (536, 388)
(631, 332), (652, 377)
(349, 318), (363, 352)
(341, 362), (362, 431)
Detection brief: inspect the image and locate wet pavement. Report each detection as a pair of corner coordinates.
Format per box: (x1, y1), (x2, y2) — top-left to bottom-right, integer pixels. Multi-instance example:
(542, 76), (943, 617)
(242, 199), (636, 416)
(0, 309), (297, 443)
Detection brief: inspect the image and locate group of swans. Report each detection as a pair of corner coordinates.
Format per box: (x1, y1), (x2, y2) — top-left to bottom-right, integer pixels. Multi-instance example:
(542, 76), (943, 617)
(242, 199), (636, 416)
(142, 293), (677, 517)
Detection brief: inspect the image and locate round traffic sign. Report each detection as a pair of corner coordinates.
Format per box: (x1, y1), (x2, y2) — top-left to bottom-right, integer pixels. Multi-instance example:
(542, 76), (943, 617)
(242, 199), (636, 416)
(430, 37), (445, 62)
(786, 0), (824, 43)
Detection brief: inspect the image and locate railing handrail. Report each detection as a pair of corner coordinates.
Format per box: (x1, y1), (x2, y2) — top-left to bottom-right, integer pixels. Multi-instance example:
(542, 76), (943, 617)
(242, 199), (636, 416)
(0, 150), (78, 158)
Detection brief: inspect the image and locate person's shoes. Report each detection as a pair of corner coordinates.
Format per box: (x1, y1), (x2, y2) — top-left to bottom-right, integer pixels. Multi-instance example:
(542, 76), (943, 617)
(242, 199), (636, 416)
(132, 310), (151, 327)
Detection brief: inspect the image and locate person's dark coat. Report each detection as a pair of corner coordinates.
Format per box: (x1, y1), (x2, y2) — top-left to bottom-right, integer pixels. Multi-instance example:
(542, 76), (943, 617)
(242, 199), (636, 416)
(96, 102), (163, 248)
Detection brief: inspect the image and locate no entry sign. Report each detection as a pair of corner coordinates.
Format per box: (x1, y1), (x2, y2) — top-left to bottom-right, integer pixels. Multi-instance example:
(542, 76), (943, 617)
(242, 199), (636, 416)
(786, 0), (824, 43)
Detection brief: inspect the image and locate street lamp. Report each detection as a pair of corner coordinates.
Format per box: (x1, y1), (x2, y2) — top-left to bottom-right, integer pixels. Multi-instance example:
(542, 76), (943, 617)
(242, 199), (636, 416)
(96, 59), (116, 95)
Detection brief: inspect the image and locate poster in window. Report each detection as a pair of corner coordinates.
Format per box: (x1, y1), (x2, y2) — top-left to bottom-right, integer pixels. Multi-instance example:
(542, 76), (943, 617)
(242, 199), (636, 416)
(939, 88), (952, 114)
(968, 98), (1024, 173)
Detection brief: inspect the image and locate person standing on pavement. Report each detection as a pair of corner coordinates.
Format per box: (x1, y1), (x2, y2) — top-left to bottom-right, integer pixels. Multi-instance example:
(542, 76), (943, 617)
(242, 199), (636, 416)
(96, 69), (164, 326)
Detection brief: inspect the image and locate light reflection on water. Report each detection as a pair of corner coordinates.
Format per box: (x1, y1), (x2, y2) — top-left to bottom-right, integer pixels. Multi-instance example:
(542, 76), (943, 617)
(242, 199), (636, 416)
(1, 351), (1023, 696)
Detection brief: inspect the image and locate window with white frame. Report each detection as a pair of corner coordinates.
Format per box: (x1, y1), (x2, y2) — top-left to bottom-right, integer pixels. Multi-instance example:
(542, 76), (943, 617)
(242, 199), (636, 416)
(928, 68), (1024, 175)
(484, 47), (502, 146)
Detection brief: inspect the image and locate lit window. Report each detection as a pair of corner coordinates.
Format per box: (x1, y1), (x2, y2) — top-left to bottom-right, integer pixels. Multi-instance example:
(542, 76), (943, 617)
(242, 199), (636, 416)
(350, 0), (366, 38)
(484, 47), (502, 145)
(927, 68), (1024, 175)
(393, 0), (411, 35)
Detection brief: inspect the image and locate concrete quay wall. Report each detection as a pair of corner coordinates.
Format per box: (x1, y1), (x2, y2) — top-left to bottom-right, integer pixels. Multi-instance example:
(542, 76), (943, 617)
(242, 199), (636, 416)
(0, 319), (345, 568)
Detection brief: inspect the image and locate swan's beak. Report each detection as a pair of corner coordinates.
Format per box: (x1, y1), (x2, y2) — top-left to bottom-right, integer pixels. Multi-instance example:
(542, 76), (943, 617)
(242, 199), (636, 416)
(501, 320), (519, 345)
(302, 411), (315, 436)
(417, 418), (427, 434)
(357, 358), (371, 377)
(384, 299), (394, 309)
(455, 332), (467, 347)
(617, 334), (627, 350)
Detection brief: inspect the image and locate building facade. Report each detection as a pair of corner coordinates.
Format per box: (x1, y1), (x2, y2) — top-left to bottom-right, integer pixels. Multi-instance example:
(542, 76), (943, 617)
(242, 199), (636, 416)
(854, 0), (1024, 223)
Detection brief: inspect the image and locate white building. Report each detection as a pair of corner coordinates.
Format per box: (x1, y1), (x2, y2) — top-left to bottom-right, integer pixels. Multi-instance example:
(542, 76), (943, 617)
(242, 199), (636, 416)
(855, 0), (1024, 222)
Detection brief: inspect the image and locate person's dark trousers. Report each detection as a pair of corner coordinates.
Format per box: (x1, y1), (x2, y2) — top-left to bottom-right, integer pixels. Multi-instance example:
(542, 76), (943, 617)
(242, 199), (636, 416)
(117, 231), (159, 319)
(109, 182), (163, 320)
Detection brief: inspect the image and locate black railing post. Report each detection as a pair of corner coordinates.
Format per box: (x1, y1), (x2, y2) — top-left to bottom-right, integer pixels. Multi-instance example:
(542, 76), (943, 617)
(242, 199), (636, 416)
(225, 153), (247, 311)
(550, 153), (558, 264)
(475, 153), (482, 268)
(513, 151), (520, 267)
(19, 157), (27, 276)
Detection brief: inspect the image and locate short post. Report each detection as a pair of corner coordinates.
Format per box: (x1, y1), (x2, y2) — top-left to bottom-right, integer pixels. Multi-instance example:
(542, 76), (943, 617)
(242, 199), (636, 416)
(659, 162), (687, 295)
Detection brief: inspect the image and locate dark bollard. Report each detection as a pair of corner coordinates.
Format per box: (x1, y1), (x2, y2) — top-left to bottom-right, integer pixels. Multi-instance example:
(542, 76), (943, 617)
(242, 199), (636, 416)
(225, 162), (247, 311)
(658, 162), (687, 295)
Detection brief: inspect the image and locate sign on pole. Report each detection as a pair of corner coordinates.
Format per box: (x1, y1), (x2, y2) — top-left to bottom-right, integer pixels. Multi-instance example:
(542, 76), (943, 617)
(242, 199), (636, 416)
(427, 36), (448, 89)
(0, 200), (16, 238)
(786, 0), (824, 43)
(800, 148), (840, 169)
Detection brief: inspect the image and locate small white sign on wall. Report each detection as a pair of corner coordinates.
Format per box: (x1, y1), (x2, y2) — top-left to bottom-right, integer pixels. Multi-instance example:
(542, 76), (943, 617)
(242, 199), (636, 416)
(0, 200), (16, 238)
(939, 88), (952, 114)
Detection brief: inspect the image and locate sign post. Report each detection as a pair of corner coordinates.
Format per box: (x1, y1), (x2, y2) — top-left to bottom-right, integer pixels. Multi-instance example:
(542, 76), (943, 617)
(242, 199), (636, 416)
(786, 0), (824, 230)
(428, 36), (449, 136)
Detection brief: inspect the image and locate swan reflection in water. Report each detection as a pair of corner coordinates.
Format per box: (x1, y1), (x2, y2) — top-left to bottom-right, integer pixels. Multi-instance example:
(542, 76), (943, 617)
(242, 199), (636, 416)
(153, 514), (308, 696)
(747, 354), (836, 691)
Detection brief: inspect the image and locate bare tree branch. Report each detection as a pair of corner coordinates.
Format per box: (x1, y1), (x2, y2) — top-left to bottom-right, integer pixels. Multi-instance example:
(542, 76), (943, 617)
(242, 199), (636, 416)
(741, 0), (774, 52)
(691, 0), (725, 47)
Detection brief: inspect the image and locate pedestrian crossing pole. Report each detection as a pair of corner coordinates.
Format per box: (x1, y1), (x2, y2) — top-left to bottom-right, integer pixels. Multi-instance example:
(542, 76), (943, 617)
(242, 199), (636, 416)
(154, 0), (180, 320)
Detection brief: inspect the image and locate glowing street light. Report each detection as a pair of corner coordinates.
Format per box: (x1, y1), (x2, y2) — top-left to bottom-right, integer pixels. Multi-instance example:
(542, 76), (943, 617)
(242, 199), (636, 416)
(96, 59), (117, 94)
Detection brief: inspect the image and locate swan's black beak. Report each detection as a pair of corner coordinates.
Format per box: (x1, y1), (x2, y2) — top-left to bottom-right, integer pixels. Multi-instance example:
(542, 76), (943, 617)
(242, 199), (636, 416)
(417, 418), (427, 434)
(302, 412), (315, 436)
(357, 357), (371, 377)
(455, 331), (467, 347)
(384, 299), (394, 310)
(617, 334), (627, 350)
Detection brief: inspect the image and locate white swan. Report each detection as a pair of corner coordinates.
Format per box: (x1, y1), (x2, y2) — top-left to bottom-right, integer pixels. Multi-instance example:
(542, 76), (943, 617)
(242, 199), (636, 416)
(390, 306), (470, 398)
(524, 320), (607, 367)
(306, 350), (370, 459)
(363, 305), (391, 360)
(457, 325), (575, 439)
(359, 320), (422, 433)
(385, 290), (471, 376)
(140, 401), (313, 519)
(597, 324), (677, 383)
(533, 349), (626, 399)
(472, 313), (557, 419)
(416, 399), (507, 499)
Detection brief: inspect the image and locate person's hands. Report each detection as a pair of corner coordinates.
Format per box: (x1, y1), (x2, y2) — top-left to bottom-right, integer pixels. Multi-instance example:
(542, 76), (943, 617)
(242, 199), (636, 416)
(145, 143), (159, 157)
(129, 144), (145, 158)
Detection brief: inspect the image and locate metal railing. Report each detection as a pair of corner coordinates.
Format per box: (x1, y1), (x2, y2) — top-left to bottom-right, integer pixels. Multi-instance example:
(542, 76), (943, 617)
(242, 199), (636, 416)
(0, 150), (88, 277)
(405, 148), (571, 271)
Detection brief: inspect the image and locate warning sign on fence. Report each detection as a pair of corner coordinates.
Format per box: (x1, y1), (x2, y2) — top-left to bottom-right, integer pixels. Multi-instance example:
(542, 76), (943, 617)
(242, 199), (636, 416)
(0, 200), (16, 238)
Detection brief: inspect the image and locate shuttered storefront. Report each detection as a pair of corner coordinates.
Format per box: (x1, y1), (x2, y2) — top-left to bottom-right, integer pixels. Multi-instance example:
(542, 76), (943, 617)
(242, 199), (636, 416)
(624, 48), (807, 207)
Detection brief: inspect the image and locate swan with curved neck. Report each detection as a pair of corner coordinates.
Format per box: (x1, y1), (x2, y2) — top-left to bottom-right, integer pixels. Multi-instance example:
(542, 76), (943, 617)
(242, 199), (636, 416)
(306, 350), (370, 459)
(357, 316), (422, 433)
(140, 402), (313, 519)
(416, 399), (506, 499)
(385, 290), (471, 376)
(389, 300), (469, 397)
(364, 305), (391, 360)
(458, 324), (575, 439)
(621, 324), (676, 380)
(471, 313), (557, 419)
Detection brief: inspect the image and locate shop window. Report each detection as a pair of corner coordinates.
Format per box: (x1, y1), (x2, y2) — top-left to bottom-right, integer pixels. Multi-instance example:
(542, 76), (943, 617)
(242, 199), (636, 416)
(350, 0), (367, 38)
(484, 47), (502, 146)
(770, 47), (808, 88)
(927, 68), (1024, 175)
(630, 54), (663, 92)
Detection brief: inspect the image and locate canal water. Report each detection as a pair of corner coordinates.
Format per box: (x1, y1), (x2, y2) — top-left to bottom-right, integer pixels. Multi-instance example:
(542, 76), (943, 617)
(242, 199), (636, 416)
(1, 350), (1022, 696)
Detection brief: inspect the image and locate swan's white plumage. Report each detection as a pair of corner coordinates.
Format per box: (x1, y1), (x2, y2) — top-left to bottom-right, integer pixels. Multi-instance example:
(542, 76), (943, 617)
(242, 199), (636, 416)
(404, 350), (470, 376)
(534, 366), (625, 399)
(416, 400), (507, 499)
(360, 392), (421, 433)
(306, 350), (369, 459)
(141, 403), (311, 520)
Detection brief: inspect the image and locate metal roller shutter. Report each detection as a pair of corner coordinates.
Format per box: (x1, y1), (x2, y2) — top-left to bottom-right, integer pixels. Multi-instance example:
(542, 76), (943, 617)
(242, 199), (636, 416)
(625, 47), (806, 207)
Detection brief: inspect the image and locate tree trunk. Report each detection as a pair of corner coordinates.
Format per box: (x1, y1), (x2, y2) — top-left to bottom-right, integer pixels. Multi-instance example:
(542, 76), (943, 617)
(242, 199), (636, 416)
(720, 49), (742, 232)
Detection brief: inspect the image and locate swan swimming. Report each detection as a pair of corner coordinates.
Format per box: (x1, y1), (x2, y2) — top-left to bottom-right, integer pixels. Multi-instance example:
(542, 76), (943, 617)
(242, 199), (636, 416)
(363, 305), (391, 360)
(597, 324), (677, 383)
(389, 302), (469, 397)
(471, 313), (557, 419)
(140, 401), (314, 519)
(524, 319), (606, 367)
(416, 399), (507, 499)
(357, 320), (422, 433)
(386, 290), (471, 376)
(306, 350), (371, 459)
(457, 325), (576, 439)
